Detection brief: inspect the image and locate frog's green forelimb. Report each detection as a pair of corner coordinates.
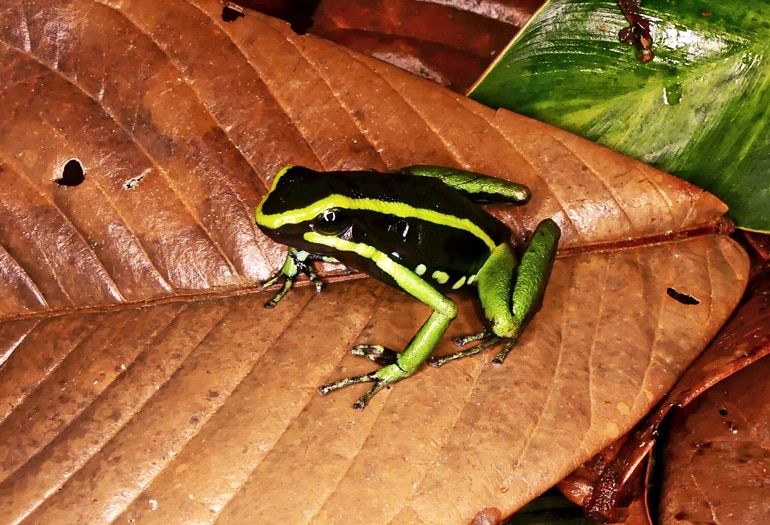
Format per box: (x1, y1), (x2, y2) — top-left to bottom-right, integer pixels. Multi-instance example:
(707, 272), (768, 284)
(308, 231), (458, 409)
(261, 248), (339, 308)
(394, 165), (531, 204)
(261, 248), (316, 308)
(320, 306), (455, 410)
(320, 308), (455, 410)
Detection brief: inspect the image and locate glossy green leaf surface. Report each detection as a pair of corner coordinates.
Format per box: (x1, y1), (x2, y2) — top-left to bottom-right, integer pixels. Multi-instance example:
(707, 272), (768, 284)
(469, 0), (770, 232)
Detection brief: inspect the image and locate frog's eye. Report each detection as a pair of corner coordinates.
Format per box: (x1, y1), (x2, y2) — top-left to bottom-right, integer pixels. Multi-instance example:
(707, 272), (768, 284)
(312, 208), (349, 235)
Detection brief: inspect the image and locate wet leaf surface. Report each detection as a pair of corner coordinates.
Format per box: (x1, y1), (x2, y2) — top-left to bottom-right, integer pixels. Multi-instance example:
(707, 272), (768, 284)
(470, 0), (770, 231)
(0, 1), (749, 523)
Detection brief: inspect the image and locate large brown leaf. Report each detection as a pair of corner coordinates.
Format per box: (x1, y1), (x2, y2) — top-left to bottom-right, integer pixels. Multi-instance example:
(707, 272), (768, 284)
(0, 0), (749, 523)
(557, 264), (770, 522)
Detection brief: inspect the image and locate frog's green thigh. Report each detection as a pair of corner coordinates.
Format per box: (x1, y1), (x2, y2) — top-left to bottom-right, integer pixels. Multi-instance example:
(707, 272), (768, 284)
(508, 218), (560, 332)
(479, 219), (560, 339)
(433, 218), (560, 367)
(304, 232), (457, 409)
(477, 219), (560, 363)
(475, 243), (519, 337)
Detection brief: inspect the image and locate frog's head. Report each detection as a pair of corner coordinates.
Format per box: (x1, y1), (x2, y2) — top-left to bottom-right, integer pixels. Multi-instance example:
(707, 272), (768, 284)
(256, 166), (355, 252)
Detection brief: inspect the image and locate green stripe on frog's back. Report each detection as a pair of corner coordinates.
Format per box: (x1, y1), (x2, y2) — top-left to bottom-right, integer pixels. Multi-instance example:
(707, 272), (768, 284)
(257, 166), (509, 251)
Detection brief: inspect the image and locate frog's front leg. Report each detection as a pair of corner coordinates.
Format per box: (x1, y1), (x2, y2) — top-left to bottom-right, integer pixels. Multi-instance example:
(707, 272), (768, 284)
(317, 256), (457, 410)
(430, 219), (560, 367)
(261, 247), (339, 308)
(319, 308), (454, 409)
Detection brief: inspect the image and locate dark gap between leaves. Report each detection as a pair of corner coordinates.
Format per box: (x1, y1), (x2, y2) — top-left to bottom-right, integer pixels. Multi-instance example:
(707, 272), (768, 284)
(221, 1), (319, 34)
(221, 3), (245, 22)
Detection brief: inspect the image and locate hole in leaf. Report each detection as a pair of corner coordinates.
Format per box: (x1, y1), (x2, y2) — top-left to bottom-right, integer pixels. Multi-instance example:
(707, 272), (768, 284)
(221, 3), (244, 22)
(55, 159), (85, 187)
(666, 287), (700, 305)
(124, 172), (146, 190)
(718, 408), (728, 416)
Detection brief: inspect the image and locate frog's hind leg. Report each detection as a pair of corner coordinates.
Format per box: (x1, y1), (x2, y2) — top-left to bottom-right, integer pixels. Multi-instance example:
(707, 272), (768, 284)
(430, 219), (560, 367)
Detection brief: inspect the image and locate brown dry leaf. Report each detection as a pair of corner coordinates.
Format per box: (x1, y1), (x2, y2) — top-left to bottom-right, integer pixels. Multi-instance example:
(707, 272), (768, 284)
(0, 1), (749, 523)
(560, 266), (770, 522)
(308, 0), (540, 91)
(659, 352), (770, 523)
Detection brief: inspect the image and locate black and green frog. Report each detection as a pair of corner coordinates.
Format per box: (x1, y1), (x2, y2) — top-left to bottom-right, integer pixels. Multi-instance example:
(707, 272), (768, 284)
(256, 165), (560, 409)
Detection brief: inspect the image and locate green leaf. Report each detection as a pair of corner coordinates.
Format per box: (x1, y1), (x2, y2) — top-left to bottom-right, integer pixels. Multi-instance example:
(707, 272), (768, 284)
(469, 0), (770, 232)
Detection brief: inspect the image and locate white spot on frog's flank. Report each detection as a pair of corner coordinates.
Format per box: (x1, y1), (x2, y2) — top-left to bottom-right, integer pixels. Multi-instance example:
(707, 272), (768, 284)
(432, 271), (449, 284)
(415, 264), (427, 276)
(148, 499), (158, 511)
(467, 274), (477, 285)
(452, 276), (466, 290)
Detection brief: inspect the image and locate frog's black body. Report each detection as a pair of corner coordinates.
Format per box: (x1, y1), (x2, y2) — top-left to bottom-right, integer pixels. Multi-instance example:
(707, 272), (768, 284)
(259, 167), (510, 292)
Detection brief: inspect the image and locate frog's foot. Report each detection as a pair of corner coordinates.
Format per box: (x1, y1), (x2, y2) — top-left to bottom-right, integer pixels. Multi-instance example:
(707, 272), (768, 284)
(351, 344), (399, 366)
(318, 362), (409, 410)
(452, 329), (494, 347)
(261, 271), (306, 309)
(428, 330), (516, 367)
(261, 248), (325, 308)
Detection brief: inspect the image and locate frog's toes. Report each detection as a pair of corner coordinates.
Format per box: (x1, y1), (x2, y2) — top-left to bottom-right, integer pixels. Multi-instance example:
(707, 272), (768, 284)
(491, 338), (517, 364)
(351, 344), (399, 366)
(318, 371), (378, 398)
(452, 329), (493, 347)
(429, 335), (504, 367)
(318, 363), (408, 410)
